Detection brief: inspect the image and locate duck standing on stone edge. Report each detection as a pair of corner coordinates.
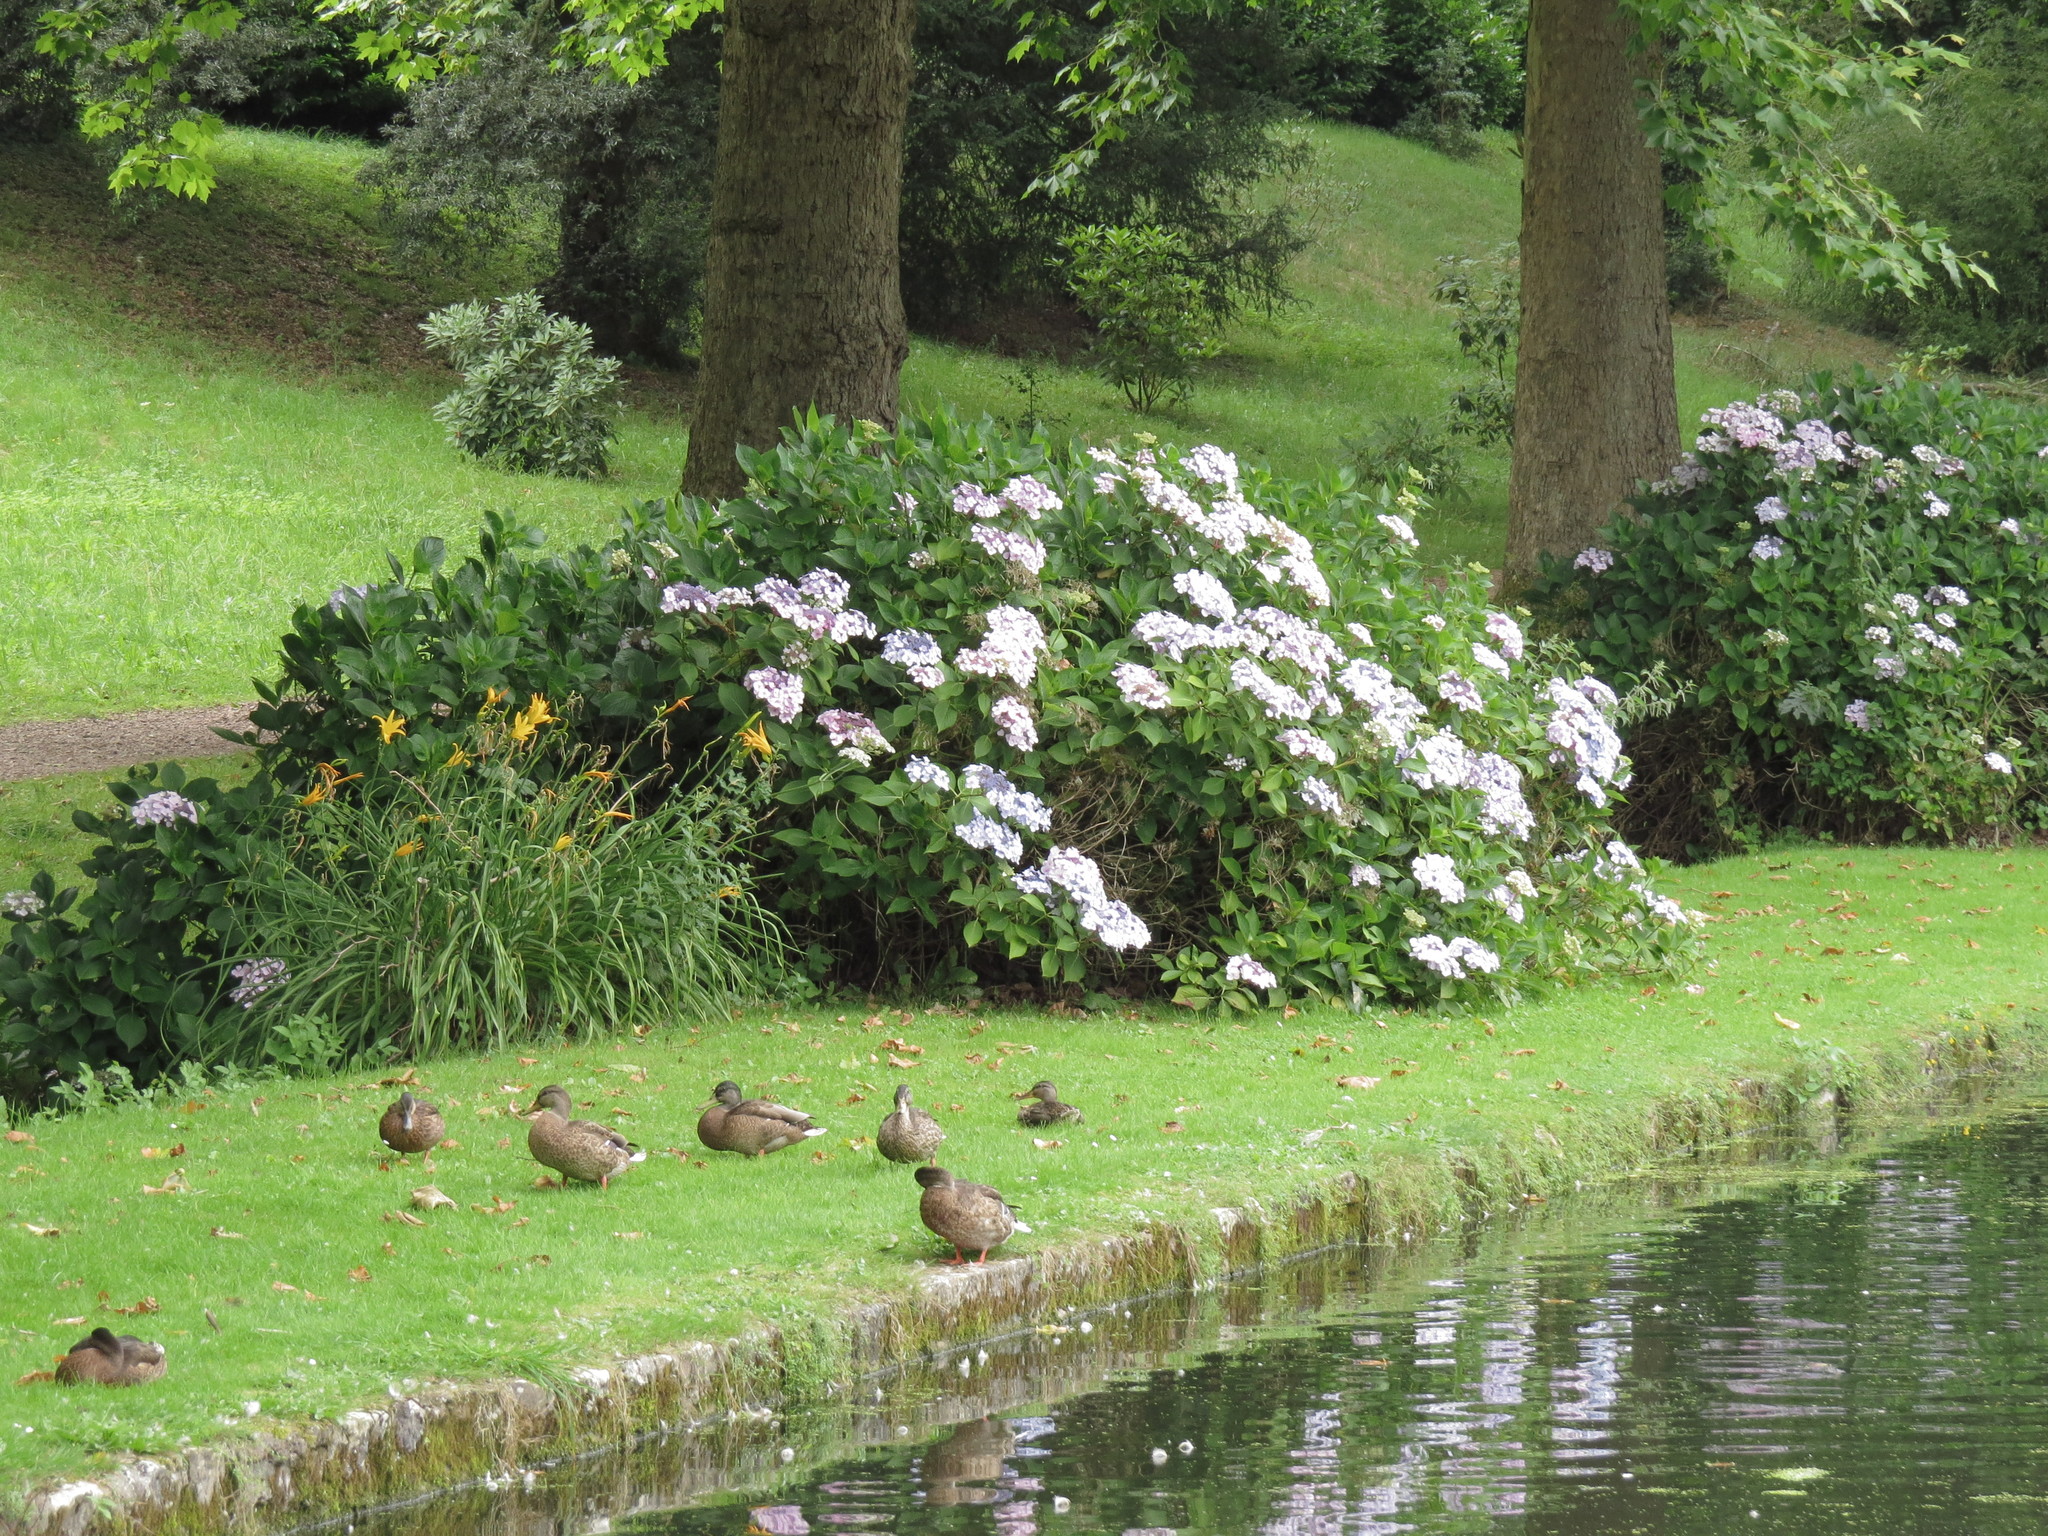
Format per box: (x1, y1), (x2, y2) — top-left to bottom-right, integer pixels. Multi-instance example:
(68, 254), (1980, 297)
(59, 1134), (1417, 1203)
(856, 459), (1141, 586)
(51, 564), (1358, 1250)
(56, 1328), (166, 1386)
(916, 1166), (1030, 1264)
(876, 1083), (945, 1165)
(696, 1080), (827, 1156)
(524, 1084), (645, 1188)
(378, 1090), (444, 1155)
(1015, 1080), (1083, 1127)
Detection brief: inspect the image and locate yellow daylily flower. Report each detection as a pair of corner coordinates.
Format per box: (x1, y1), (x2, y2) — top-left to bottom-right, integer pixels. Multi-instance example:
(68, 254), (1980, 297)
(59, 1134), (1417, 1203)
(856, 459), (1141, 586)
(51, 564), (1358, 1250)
(551, 834), (576, 852)
(737, 722), (774, 759)
(661, 695), (693, 718)
(716, 885), (743, 900)
(393, 840), (423, 858)
(479, 686), (508, 714)
(444, 744), (473, 768)
(508, 693), (557, 746)
(298, 761), (361, 807)
(372, 711), (408, 745)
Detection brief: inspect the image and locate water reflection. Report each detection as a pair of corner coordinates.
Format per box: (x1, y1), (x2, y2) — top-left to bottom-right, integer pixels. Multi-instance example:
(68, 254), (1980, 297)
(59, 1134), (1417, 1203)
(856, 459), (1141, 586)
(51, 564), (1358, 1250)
(345, 1100), (2048, 1536)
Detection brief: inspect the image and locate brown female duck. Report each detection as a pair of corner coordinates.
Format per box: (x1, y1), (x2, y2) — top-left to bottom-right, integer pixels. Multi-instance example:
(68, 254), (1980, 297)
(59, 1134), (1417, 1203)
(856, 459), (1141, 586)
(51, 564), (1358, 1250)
(524, 1085), (644, 1187)
(915, 1165), (1030, 1264)
(378, 1090), (444, 1155)
(876, 1083), (945, 1165)
(1015, 1080), (1083, 1127)
(696, 1080), (826, 1156)
(56, 1328), (166, 1386)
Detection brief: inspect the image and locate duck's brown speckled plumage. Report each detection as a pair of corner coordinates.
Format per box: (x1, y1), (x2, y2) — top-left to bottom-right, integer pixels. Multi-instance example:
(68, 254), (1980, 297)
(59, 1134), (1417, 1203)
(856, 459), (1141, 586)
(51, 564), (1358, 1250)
(876, 1083), (945, 1165)
(56, 1328), (165, 1386)
(379, 1090), (444, 1155)
(915, 1165), (1027, 1263)
(696, 1080), (825, 1156)
(1015, 1080), (1083, 1127)
(525, 1085), (644, 1187)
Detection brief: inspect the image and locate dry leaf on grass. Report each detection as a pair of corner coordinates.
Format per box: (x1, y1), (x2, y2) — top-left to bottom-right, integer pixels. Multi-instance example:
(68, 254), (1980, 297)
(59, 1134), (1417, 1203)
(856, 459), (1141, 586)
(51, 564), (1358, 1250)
(380, 1068), (419, 1087)
(4, 1130), (33, 1144)
(612, 1231), (643, 1240)
(471, 1195), (517, 1215)
(411, 1186), (457, 1211)
(141, 1169), (191, 1195)
(348, 1266), (371, 1283)
(140, 1144), (185, 1159)
(53, 1316), (85, 1326)
(1506, 1048), (1537, 1057)
(881, 1038), (922, 1054)
(1773, 1012), (1803, 1031)
(1160, 1121), (1184, 1133)
(1335, 1075), (1380, 1090)
(209, 1226), (246, 1240)
(273, 1281), (298, 1293)
(385, 1210), (427, 1227)
(840, 1091), (866, 1106)
(532, 1175), (561, 1190)
(886, 1054), (921, 1069)
(22, 1223), (60, 1237)
(1032, 1138), (1064, 1150)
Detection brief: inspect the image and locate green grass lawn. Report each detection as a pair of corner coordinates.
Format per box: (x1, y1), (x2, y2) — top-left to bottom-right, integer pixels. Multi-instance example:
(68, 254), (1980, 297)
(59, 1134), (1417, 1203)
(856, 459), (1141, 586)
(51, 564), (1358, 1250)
(2, 841), (2040, 1489)
(0, 124), (1886, 729)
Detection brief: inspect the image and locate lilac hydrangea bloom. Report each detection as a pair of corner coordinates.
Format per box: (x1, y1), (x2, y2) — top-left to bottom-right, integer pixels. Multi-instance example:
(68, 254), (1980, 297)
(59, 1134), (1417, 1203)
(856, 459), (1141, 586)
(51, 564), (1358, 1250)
(1225, 954), (1277, 989)
(1407, 934), (1500, 979)
(970, 524), (1048, 573)
(229, 957), (288, 1009)
(1173, 569), (1237, 621)
(1277, 729), (1336, 764)
(1575, 547), (1615, 574)
(1754, 496), (1789, 524)
(990, 695), (1038, 751)
(1986, 751), (2015, 775)
(817, 709), (890, 753)
(1230, 658), (1311, 721)
(954, 606), (1049, 687)
(131, 790), (199, 827)
(903, 756), (950, 789)
(953, 810), (1023, 863)
(1843, 699), (1875, 731)
(1113, 662), (1171, 710)
(1751, 535), (1787, 561)
(881, 629), (945, 688)
(1482, 610), (1525, 661)
(1437, 670), (1485, 711)
(1874, 655), (1907, 681)
(1297, 776), (1343, 816)
(1349, 863), (1381, 889)
(953, 483), (1003, 520)
(1922, 493), (1950, 519)
(1182, 444), (1239, 489)
(3, 890), (45, 918)
(1411, 852), (1466, 903)
(999, 475), (1062, 519)
(660, 582), (720, 615)
(744, 667), (805, 723)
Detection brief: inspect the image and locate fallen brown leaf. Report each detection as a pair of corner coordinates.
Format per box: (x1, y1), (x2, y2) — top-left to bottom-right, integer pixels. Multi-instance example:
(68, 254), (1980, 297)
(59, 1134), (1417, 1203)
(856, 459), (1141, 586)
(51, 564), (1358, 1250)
(411, 1185), (457, 1211)
(1335, 1075), (1380, 1090)
(886, 1053), (921, 1069)
(386, 1210), (428, 1227)
(1160, 1121), (1184, 1133)
(22, 1223), (60, 1237)
(612, 1230), (643, 1240)
(209, 1226), (246, 1240)
(1032, 1138), (1064, 1150)
(438, 1139), (460, 1150)
(4, 1129), (32, 1144)
(273, 1281), (298, 1293)
(840, 1091), (867, 1106)
(810, 1148), (833, 1163)
(532, 1175), (561, 1190)
(517, 1057), (540, 1066)
(53, 1316), (85, 1326)
(1773, 1012), (1803, 1031)
(141, 1169), (191, 1195)
(471, 1195), (517, 1215)
(380, 1068), (419, 1087)
(1507, 1047), (1536, 1057)
(778, 1073), (809, 1084)
(347, 1265), (370, 1283)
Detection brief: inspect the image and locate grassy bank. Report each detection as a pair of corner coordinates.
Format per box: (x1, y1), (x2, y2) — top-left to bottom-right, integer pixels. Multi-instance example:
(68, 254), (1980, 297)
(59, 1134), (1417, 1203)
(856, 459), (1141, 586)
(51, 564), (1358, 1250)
(0, 126), (1884, 726)
(3, 842), (2044, 1501)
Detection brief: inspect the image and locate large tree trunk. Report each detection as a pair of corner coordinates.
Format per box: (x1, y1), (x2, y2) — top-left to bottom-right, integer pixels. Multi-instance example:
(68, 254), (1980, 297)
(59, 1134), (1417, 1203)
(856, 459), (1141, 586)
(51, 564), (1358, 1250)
(683, 0), (916, 499)
(1502, 0), (1678, 593)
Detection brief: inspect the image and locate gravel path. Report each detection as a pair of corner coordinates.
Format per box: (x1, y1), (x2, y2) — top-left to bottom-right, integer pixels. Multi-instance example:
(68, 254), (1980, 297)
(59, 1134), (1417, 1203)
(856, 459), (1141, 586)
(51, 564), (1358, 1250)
(0, 703), (260, 784)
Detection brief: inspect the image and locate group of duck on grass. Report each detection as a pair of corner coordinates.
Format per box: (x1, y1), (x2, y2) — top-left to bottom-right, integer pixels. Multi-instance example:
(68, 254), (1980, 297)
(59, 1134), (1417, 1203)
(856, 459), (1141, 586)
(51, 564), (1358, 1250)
(40, 1076), (1089, 1389)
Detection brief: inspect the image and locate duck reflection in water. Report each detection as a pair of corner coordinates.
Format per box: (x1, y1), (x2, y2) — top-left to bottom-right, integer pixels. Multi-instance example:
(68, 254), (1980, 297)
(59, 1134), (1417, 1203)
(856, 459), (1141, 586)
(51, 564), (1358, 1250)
(919, 1416), (1039, 1534)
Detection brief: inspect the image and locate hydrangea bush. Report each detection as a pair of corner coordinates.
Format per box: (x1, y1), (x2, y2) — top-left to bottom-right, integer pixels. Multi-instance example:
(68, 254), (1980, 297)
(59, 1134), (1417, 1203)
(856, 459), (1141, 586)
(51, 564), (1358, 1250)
(250, 412), (1697, 1005)
(1531, 370), (2048, 854)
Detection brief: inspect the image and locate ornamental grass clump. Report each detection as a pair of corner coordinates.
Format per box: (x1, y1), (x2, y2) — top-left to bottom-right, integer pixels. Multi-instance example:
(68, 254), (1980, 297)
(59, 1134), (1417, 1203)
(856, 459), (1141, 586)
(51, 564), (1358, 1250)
(1531, 370), (2048, 855)
(252, 412), (1698, 1006)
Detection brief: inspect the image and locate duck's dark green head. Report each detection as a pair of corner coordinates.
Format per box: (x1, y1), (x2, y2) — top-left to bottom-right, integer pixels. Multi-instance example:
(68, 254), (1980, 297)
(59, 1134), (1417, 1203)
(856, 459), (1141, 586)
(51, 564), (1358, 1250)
(527, 1085), (572, 1117)
(914, 1166), (952, 1189)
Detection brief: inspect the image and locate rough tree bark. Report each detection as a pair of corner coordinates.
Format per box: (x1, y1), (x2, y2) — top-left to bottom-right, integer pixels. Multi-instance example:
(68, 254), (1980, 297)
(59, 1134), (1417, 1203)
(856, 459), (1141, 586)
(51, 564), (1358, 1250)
(1502, 0), (1679, 593)
(682, 0), (917, 499)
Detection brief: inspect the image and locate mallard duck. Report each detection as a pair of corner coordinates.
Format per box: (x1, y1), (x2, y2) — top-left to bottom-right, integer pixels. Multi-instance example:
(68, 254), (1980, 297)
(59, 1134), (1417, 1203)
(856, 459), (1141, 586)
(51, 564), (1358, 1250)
(915, 1165), (1029, 1264)
(524, 1085), (645, 1188)
(696, 1080), (826, 1156)
(55, 1328), (165, 1386)
(379, 1090), (444, 1155)
(1015, 1080), (1083, 1126)
(877, 1083), (945, 1165)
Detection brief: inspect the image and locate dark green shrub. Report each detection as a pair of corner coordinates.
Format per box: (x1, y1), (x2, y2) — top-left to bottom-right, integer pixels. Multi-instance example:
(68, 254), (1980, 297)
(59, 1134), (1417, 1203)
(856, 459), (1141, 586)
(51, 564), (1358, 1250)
(1357, 0), (1524, 132)
(1433, 245), (1518, 447)
(243, 410), (1701, 1006)
(421, 292), (622, 478)
(1528, 371), (2048, 857)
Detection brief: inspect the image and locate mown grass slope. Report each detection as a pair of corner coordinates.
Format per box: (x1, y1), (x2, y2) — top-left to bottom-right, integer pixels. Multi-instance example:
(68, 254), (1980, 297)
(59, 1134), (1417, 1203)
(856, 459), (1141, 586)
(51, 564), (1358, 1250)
(0, 124), (1883, 727)
(2, 842), (2040, 1489)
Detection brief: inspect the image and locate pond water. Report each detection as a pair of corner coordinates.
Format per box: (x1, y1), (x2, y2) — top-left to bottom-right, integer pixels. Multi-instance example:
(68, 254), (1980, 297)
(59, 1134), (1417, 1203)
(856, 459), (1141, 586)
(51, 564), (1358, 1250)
(349, 1096), (2048, 1536)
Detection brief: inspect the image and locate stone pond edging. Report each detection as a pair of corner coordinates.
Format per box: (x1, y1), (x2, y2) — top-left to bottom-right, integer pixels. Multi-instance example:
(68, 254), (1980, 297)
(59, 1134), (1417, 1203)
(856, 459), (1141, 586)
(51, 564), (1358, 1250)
(6, 1009), (2038, 1536)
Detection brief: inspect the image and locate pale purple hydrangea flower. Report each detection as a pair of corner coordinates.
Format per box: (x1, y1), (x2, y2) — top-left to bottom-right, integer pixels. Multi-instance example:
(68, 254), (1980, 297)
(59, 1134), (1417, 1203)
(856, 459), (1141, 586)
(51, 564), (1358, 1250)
(1874, 655), (1907, 681)
(328, 584), (370, 615)
(1181, 444), (1239, 490)
(1986, 751), (2015, 775)
(1349, 863), (1381, 889)
(796, 569), (850, 611)
(970, 525), (1048, 574)
(817, 709), (890, 754)
(3, 890), (45, 919)
(1224, 953), (1277, 989)
(1575, 548), (1615, 574)
(1023, 846), (1149, 950)
(1700, 400), (1785, 451)
(1401, 731), (1471, 791)
(894, 491), (918, 514)
(881, 629), (945, 689)
(830, 610), (876, 643)
(1544, 678), (1624, 805)
(1482, 612), (1524, 661)
(1892, 592), (1922, 619)
(660, 582), (720, 615)
(1421, 614), (1447, 632)
(229, 957), (288, 1009)
(1173, 569), (1237, 621)
(907, 549), (936, 570)
(1297, 776), (1343, 816)
(953, 810), (1023, 863)
(1376, 514), (1419, 548)
(1843, 699), (1875, 731)
(1132, 611), (1217, 663)
(1922, 493), (1950, 519)
(954, 606), (1049, 687)
(1927, 586), (1970, 607)
(131, 790), (199, 827)
(990, 695), (1039, 752)
(1485, 883), (1525, 923)
(1000, 475), (1062, 519)
(1864, 626), (1892, 646)
(1751, 535), (1787, 561)
(1772, 419), (1846, 475)
(904, 756), (950, 789)
(1999, 518), (2026, 539)
(1639, 888), (1690, 926)
(1277, 729), (1336, 764)
(953, 483), (1003, 520)
(1754, 496), (1789, 524)
(1113, 662), (1172, 710)
(1593, 838), (1642, 879)
(1467, 752), (1534, 839)
(1230, 658), (1312, 721)
(744, 667), (806, 723)
(1437, 670), (1485, 711)
(1471, 643), (1511, 678)
(1935, 611), (1958, 630)
(964, 765), (1053, 832)
(1246, 606), (1341, 676)
(1407, 934), (1500, 979)
(1222, 755), (1248, 770)
(1411, 852), (1466, 904)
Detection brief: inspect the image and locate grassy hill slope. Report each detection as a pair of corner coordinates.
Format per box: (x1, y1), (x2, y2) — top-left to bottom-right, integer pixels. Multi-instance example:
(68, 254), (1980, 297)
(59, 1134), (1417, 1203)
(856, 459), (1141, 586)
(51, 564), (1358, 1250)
(0, 124), (1885, 727)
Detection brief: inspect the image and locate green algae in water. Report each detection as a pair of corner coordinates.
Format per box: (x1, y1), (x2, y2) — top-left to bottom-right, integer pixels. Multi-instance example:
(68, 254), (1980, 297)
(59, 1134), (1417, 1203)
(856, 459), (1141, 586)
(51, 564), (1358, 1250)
(356, 1098), (2048, 1536)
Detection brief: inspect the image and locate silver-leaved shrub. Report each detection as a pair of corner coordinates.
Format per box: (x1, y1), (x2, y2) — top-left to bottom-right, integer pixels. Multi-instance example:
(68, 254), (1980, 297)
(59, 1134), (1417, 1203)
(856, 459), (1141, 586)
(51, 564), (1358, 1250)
(1532, 370), (2048, 855)
(257, 413), (1696, 1006)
